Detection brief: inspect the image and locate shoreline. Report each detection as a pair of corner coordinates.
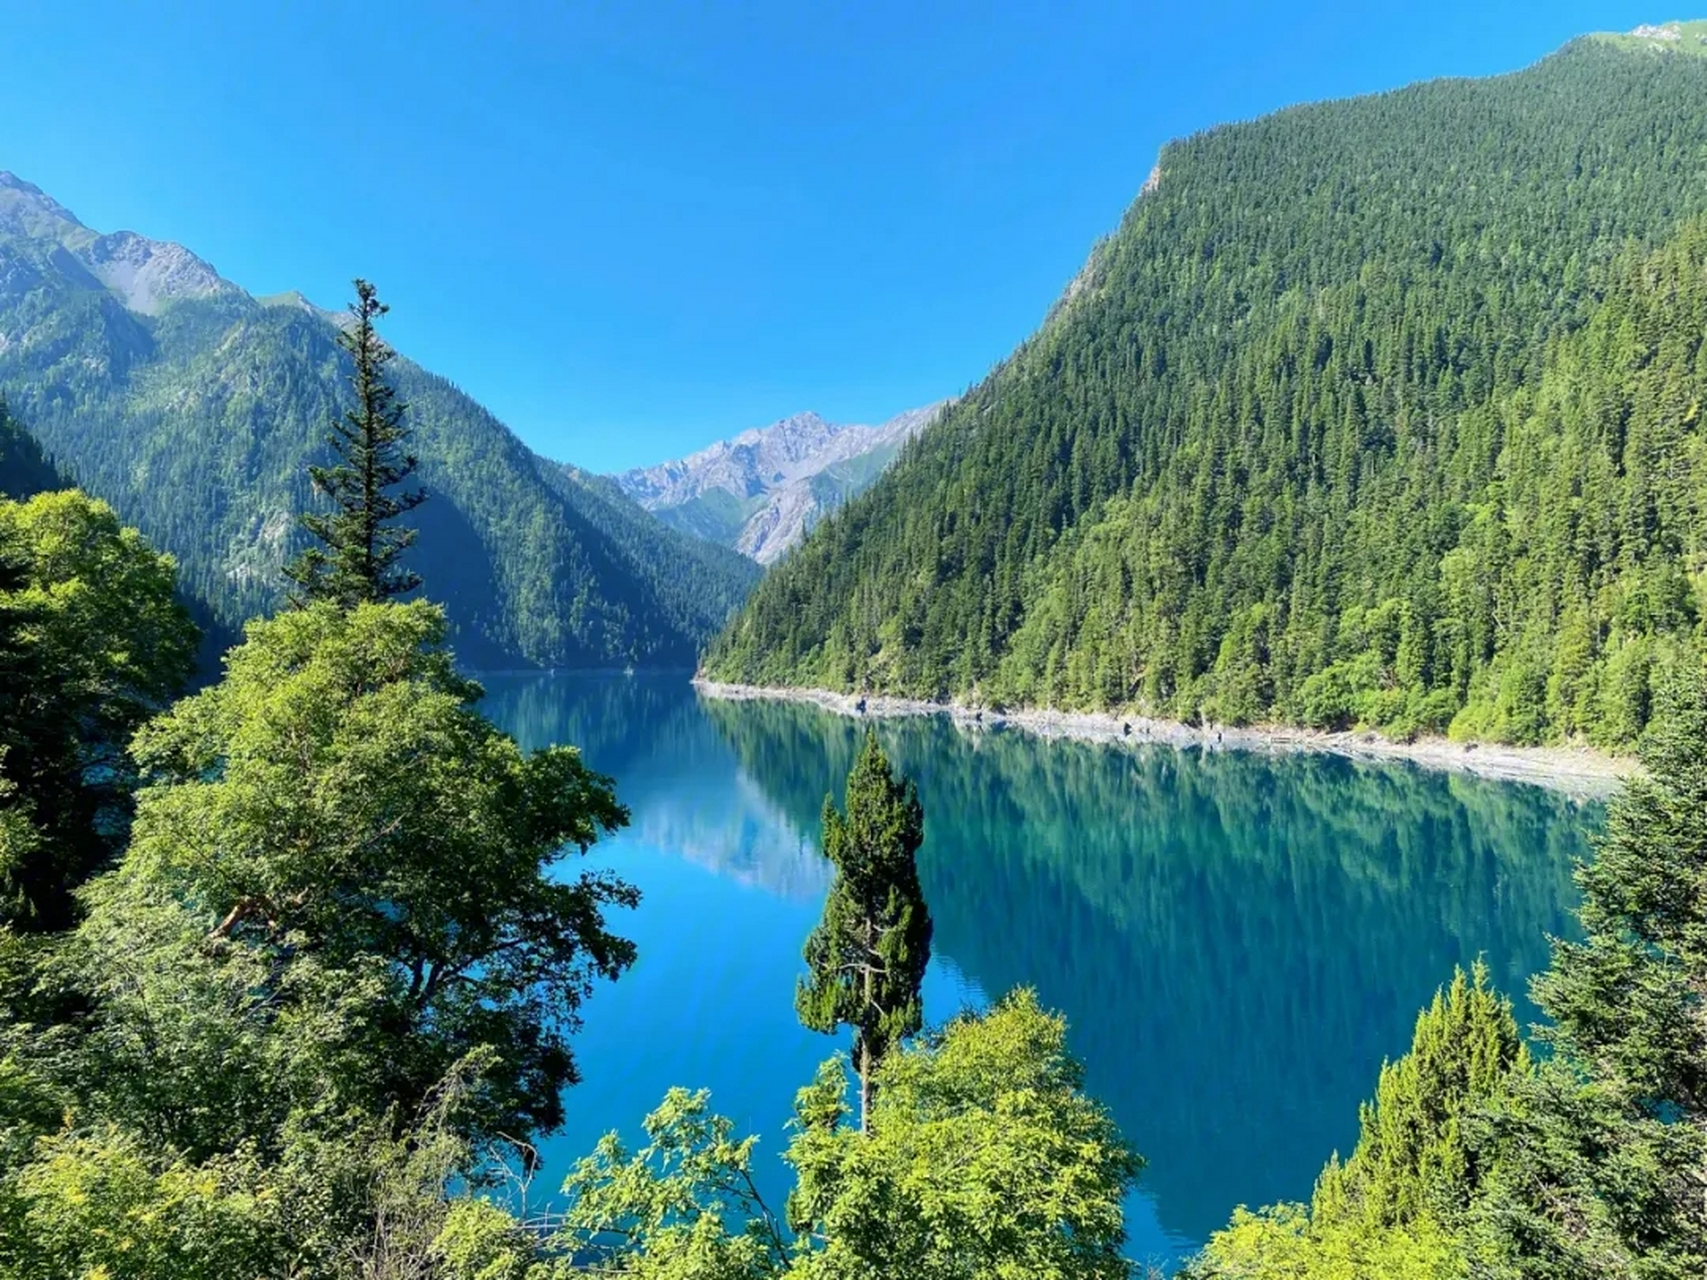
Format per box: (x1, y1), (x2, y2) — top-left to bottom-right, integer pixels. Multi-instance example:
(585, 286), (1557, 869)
(692, 679), (1634, 800)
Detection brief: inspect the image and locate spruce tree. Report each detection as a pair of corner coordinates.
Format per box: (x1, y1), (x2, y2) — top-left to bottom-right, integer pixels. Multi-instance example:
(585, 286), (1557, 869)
(1470, 670), (1707, 1275)
(284, 279), (426, 607)
(796, 729), (933, 1130)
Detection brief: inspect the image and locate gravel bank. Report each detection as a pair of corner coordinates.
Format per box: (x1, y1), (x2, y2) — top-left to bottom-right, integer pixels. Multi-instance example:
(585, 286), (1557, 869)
(693, 680), (1632, 800)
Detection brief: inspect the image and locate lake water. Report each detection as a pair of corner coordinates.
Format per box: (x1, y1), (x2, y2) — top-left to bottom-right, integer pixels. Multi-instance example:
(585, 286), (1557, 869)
(480, 672), (1596, 1270)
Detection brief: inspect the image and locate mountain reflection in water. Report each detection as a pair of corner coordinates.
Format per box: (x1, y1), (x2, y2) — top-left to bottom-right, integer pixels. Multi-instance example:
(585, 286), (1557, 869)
(480, 672), (1593, 1267)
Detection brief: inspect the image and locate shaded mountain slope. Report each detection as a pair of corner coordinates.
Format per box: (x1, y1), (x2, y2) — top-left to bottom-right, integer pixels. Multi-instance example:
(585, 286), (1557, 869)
(0, 399), (60, 499)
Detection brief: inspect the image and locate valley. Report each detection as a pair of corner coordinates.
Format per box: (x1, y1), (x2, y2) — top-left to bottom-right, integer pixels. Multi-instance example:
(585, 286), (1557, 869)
(4, 16), (1707, 1280)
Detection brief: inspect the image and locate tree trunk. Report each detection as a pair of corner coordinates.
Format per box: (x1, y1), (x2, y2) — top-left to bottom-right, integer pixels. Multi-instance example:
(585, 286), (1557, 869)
(859, 1035), (872, 1134)
(861, 924), (875, 1132)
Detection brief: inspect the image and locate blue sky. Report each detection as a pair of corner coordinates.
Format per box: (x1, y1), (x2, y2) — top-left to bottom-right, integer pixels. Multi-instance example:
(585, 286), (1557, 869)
(0, 1), (1671, 471)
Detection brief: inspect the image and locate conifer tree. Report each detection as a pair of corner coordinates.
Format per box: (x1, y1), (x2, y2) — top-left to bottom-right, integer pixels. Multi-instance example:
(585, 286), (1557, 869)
(284, 279), (426, 607)
(1470, 670), (1707, 1275)
(796, 729), (933, 1130)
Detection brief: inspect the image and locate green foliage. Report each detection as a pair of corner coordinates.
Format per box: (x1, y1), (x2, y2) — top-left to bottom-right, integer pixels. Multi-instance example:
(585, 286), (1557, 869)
(116, 599), (638, 1141)
(652, 486), (763, 548)
(434, 1200), (555, 1280)
(0, 244), (758, 668)
(1313, 965), (1527, 1232)
(707, 39), (1707, 748)
(0, 583), (644, 1276)
(1192, 665), (1707, 1277)
(560, 991), (1143, 1280)
(796, 731), (932, 1128)
(1193, 1204), (1464, 1280)
(284, 279), (428, 607)
(561, 1087), (789, 1278)
(0, 397), (59, 500)
(698, 689), (1590, 1247)
(1463, 668), (1707, 1277)
(0, 1041), (562, 1280)
(0, 489), (196, 930)
(1, 1126), (285, 1280)
(787, 990), (1142, 1280)
(1190, 967), (1527, 1279)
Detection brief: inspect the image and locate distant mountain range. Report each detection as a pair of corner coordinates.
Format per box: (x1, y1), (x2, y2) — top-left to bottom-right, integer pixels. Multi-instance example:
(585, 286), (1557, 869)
(613, 405), (943, 564)
(0, 172), (759, 669)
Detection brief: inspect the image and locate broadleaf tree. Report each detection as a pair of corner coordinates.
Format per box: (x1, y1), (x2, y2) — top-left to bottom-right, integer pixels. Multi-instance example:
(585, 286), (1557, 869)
(115, 599), (639, 1144)
(558, 990), (1143, 1280)
(0, 491), (196, 931)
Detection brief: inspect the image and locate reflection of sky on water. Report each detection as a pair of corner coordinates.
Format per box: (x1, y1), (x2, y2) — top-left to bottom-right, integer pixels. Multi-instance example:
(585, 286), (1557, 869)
(479, 673), (1595, 1268)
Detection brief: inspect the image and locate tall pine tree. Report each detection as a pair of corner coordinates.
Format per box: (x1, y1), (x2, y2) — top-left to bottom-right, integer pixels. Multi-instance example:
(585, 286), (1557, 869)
(285, 279), (426, 607)
(797, 729), (933, 1130)
(1468, 670), (1707, 1276)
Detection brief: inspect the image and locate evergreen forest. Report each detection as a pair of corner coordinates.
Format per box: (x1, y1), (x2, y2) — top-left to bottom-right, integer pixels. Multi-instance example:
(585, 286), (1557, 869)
(708, 30), (1707, 749)
(3, 455), (1706, 1275)
(0, 186), (759, 670)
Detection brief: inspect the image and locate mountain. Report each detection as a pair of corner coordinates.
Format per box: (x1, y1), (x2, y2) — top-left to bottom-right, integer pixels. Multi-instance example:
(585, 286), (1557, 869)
(0, 173), (759, 669)
(706, 23), (1707, 749)
(613, 404), (942, 564)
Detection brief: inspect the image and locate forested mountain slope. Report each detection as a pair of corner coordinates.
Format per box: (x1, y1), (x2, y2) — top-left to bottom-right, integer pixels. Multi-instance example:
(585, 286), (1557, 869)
(706, 26), (1707, 746)
(0, 400), (60, 498)
(0, 174), (758, 669)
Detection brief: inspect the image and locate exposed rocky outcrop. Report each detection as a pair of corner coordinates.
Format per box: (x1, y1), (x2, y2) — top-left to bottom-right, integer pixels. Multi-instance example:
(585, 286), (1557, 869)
(614, 402), (945, 564)
(0, 173), (237, 316)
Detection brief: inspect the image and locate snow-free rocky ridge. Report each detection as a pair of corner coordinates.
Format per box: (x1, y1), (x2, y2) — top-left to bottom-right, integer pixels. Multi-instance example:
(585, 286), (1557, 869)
(613, 403), (945, 564)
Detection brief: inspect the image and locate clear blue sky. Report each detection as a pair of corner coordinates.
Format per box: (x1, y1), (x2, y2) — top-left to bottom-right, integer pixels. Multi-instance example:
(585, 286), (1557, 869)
(0, 1), (1672, 471)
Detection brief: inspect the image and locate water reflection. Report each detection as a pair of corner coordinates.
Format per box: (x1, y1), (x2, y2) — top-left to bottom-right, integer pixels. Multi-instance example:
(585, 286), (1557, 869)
(479, 673), (1593, 1264)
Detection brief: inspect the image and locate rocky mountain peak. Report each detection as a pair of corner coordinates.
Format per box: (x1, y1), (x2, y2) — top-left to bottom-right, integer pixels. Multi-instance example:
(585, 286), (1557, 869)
(611, 402), (946, 563)
(0, 170), (239, 315)
(0, 171), (88, 242)
(83, 230), (230, 316)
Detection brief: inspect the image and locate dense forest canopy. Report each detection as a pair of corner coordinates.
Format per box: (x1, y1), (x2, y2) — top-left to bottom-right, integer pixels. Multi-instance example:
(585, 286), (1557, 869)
(707, 31), (1707, 748)
(0, 401), (58, 500)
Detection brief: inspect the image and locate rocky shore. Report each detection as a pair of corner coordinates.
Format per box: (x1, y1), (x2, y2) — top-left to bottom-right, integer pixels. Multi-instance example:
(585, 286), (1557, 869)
(692, 680), (1634, 800)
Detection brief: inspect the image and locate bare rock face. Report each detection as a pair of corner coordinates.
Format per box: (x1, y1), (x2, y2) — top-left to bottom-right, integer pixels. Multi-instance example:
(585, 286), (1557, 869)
(0, 171), (238, 315)
(619, 411), (846, 508)
(83, 231), (231, 315)
(613, 403), (947, 564)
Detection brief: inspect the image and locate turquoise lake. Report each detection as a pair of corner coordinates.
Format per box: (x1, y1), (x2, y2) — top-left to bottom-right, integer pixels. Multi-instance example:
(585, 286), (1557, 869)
(479, 672), (1597, 1270)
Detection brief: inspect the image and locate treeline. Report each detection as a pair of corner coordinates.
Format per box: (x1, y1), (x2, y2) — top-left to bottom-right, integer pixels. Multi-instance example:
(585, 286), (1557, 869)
(706, 36), (1707, 748)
